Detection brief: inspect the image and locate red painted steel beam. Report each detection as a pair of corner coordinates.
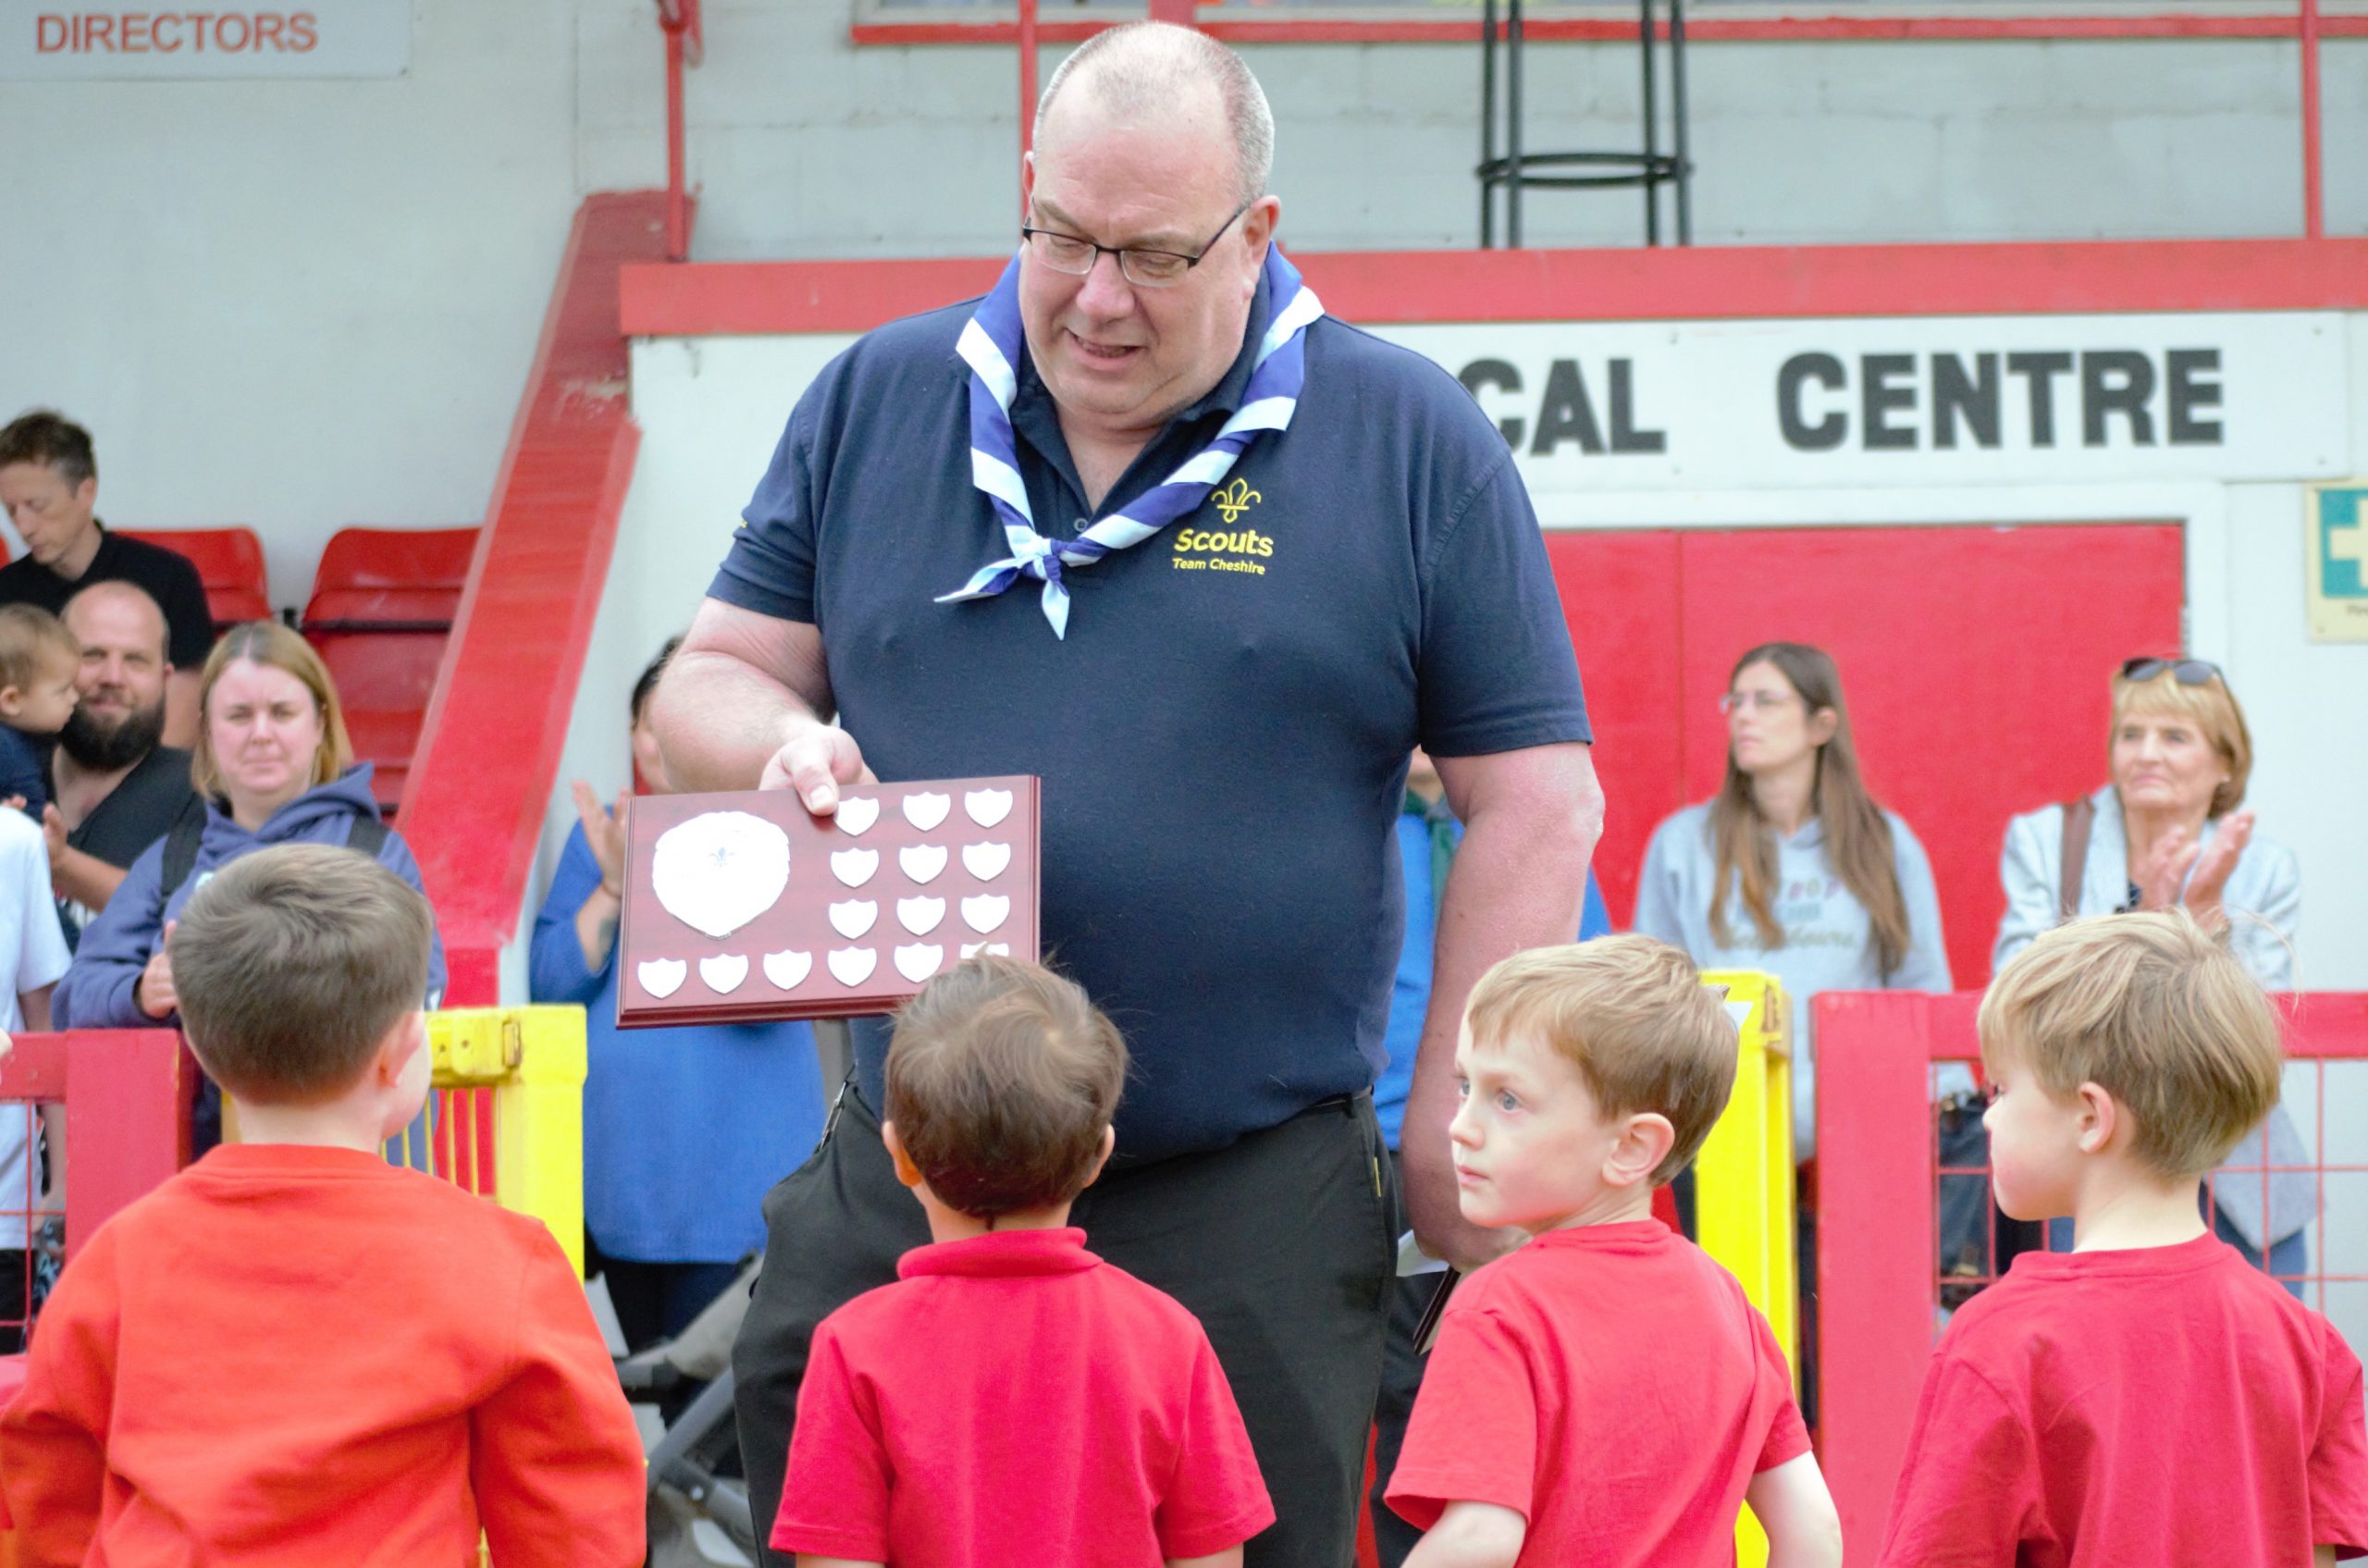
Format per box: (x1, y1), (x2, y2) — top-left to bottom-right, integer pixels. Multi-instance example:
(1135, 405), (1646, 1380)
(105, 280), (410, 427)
(659, 0), (701, 262)
(401, 192), (673, 1006)
(2301, 0), (2325, 239)
(1019, 0), (1038, 201)
(853, 13), (2368, 44)
(619, 238), (2368, 339)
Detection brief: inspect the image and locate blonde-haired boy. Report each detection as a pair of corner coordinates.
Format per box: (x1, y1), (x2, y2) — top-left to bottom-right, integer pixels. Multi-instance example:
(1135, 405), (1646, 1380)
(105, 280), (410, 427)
(1386, 935), (1842, 1568)
(0, 844), (646, 1565)
(1881, 910), (2368, 1565)
(0, 602), (80, 816)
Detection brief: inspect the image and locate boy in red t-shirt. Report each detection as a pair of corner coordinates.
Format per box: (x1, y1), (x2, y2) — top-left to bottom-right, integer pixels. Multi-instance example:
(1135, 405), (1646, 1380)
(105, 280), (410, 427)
(0, 844), (646, 1566)
(1881, 910), (2368, 1566)
(771, 955), (1274, 1568)
(1386, 936), (1842, 1568)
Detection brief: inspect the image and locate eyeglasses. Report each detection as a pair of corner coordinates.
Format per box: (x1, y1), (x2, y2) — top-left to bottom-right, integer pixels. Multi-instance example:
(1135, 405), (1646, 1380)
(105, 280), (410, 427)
(1019, 197), (1254, 290)
(1718, 691), (1797, 716)
(2119, 657), (2223, 685)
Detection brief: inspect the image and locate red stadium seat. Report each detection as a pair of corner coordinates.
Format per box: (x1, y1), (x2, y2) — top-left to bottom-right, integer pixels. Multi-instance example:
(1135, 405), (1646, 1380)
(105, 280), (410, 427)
(312, 629), (451, 816)
(302, 528), (477, 817)
(302, 526), (476, 630)
(117, 526), (273, 632)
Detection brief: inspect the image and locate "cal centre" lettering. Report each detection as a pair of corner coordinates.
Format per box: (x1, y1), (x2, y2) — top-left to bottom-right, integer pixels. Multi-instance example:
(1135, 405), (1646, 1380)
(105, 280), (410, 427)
(1776, 348), (2224, 452)
(1457, 358), (1667, 458)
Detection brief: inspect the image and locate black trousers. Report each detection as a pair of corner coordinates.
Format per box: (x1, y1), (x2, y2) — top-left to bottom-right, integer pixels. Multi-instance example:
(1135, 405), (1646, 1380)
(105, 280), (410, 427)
(734, 1080), (1397, 1568)
(1367, 1151), (1435, 1567)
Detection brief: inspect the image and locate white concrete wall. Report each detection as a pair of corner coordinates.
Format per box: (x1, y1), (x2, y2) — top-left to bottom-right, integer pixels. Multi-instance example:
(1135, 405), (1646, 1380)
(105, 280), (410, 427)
(577, 3), (2368, 257)
(8, 1), (2361, 611)
(0, 0), (583, 607)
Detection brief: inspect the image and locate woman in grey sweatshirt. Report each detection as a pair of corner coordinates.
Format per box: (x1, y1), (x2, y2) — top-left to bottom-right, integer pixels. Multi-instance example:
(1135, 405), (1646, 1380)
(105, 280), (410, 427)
(1633, 642), (1952, 1161)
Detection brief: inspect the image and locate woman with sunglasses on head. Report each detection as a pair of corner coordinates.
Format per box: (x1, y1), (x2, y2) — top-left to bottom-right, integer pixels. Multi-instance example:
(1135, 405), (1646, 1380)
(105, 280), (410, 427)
(1992, 656), (2307, 1280)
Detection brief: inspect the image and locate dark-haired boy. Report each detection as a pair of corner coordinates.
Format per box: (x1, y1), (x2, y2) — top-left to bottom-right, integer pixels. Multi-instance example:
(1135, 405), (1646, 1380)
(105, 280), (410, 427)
(771, 955), (1275, 1568)
(0, 843), (646, 1566)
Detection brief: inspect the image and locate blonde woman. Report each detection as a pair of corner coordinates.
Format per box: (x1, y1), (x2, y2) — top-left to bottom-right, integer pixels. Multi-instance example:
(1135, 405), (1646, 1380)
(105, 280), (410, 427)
(55, 623), (446, 1154)
(1993, 656), (2304, 1277)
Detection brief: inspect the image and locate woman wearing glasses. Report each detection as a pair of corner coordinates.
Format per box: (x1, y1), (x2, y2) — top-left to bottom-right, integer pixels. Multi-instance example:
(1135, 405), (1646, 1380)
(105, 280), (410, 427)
(1992, 656), (2307, 1279)
(1634, 641), (1953, 1162)
(1636, 642), (1949, 1419)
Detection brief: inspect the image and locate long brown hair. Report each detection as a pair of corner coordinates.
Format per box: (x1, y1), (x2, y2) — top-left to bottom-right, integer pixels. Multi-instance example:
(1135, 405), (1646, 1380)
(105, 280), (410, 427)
(1708, 642), (1912, 976)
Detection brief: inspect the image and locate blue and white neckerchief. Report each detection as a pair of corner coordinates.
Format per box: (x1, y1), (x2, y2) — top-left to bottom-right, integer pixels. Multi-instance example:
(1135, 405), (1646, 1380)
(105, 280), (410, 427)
(936, 246), (1324, 639)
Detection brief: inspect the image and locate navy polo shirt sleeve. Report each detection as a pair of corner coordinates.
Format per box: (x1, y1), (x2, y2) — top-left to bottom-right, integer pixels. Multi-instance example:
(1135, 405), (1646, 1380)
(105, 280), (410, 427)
(1414, 414), (1591, 759)
(711, 392), (824, 625)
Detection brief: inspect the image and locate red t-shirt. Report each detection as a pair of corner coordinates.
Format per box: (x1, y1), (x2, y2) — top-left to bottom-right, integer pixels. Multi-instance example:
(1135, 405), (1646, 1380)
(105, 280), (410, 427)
(1387, 1219), (1808, 1565)
(1881, 1232), (2368, 1566)
(772, 1226), (1274, 1566)
(0, 1143), (646, 1567)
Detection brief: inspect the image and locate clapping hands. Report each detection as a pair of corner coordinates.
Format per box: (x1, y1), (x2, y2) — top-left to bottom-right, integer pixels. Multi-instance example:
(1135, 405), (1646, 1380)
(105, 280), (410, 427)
(2133, 808), (2254, 930)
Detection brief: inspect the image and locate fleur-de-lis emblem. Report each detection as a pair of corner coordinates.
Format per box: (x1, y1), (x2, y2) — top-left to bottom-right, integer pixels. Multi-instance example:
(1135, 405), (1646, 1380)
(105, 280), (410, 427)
(1212, 477), (1261, 524)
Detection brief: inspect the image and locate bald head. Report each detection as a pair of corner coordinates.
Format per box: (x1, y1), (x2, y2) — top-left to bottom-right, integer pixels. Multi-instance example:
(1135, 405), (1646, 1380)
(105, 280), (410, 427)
(1034, 22), (1274, 207)
(65, 579), (169, 664)
(59, 579), (172, 771)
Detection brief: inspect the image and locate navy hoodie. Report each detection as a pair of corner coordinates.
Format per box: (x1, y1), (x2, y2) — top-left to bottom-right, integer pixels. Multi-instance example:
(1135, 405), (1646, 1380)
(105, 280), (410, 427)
(55, 764), (447, 1030)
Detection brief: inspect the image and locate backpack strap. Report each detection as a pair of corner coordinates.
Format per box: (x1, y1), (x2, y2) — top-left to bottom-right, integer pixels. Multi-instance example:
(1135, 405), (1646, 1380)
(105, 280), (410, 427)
(347, 813), (388, 859)
(160, 804), (389, 903)
(2057, 795), (2095, 922)
(159, 796), (210, 902)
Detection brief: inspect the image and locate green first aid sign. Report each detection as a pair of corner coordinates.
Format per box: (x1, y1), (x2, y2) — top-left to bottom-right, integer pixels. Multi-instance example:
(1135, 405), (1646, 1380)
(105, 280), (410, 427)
(2308, 486), (2368, 641)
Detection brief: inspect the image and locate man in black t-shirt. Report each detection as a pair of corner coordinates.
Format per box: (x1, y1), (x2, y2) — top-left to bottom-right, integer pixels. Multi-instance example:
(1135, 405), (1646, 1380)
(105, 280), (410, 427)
(45, 583), (199, 943)
(0, 412), (211, 745)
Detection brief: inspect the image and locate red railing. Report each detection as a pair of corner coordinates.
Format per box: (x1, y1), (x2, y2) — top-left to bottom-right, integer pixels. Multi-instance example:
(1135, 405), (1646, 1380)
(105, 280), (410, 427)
(1815, 988), (2368, 1562)
(0, 1031), (191, 1293)
(831, 4), (2344, 246)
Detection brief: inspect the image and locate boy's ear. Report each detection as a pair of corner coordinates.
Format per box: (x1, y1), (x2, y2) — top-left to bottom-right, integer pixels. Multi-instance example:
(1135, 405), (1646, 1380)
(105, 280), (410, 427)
(0, 685), (22, 718)
(1605, 1111), (1676, 1190)
(376, 1009), (427, 1087)
(879, 1120), (926, 1191)
(2074, 1081), (2120, 1155)
(1079, 1124), (1116, 1191)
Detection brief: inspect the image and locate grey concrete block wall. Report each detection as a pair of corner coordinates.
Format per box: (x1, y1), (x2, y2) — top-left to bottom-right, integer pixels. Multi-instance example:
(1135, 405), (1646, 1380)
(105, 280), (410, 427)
(582, 3), (2366, 256)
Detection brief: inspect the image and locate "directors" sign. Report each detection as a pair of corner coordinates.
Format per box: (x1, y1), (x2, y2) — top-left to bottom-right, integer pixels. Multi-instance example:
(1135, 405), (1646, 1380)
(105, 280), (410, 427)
(2, 1), (408, 80)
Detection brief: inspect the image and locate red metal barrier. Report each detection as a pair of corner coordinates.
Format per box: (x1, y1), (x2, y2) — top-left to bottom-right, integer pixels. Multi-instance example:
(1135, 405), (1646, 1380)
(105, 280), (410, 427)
(0, 1031), (191, 1278)
(1815, 989), (2368, 1562)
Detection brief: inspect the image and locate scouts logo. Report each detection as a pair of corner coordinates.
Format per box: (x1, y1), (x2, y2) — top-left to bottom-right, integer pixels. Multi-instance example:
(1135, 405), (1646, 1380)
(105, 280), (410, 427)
(1212, 477), (1261, 524)
(1173, 489), (1274, 577)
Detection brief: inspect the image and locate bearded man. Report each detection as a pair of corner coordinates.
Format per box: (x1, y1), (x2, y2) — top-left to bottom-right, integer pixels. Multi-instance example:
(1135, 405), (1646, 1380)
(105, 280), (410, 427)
(46, 582), (199, 939)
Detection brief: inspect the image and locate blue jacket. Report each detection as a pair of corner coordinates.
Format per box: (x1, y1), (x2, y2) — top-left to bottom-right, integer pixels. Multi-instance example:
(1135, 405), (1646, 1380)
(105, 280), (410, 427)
(529, 820), (826, 1263)
(55, 764), (447, 1029)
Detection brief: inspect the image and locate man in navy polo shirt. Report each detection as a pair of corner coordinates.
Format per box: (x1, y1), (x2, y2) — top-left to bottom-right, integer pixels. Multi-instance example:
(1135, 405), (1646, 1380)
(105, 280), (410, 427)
(655, 22), (1601, 1567)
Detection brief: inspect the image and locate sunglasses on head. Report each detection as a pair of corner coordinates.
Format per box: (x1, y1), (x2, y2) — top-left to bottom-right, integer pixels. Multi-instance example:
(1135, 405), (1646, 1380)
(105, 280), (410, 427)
(2119, 657), (2222, 685)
